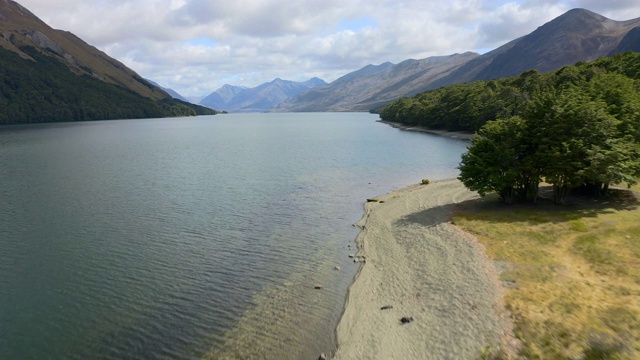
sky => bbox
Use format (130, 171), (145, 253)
(17, 0), (640, 98)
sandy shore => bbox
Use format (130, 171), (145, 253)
(379, 120), (475, 140)
(332, 179), (511, 359)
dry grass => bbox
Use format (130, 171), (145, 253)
(453, 188), (640, 359)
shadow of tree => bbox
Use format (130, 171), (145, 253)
(394, 203), (456, 228)
(452, 187), (639, 225)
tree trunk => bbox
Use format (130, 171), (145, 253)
(500, 187), (515, 204)
(554, 184), (570, 205)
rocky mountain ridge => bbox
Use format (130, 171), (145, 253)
(280, 8), (640, 112)
(276, 52), (479, 112)
(200, 77), (326, 112)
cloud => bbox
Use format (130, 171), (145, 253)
(16, 0), (640, 97)
(567, 0), (640, 19)
(475, 2), (567, 48)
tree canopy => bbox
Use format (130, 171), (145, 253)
(381, 52), (640, 204)
(379, 52), (640, 133)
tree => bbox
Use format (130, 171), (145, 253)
(382, 52), (640, 205)
(459, 116), (539, 204)
(528, 86), (635, 203)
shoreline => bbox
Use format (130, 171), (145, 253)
(378, 120), (475, 140)
(331, 179), (512, 359)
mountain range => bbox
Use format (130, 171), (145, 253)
(200, 77), (326, 112)
(278, 8), (640, 112)
(275, 53), (479, 112)
(2, 1), (640, 122)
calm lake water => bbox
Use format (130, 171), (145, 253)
(0, 113), (469, 359)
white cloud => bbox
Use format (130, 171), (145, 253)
(16, 0), (640, 97)
(475, 2), (567, 47)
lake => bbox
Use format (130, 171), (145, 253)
(0, 112), (469, 359)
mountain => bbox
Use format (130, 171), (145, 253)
(200, 84), (247, 110)
(281, 8), (640, 112)
(428, 9), (640, 89)
(610, 26), (640, 54)
(276, 53), (478, 112)
(201, 77), (326, 112)
(302, 77), (327, 88)
(0, 0), (214, 124)
(424, 38), (522, 90)
(471, 8), (640, 81)
(146, 79), (189, 102)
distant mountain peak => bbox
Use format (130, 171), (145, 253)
(550, 7), (612, 31)
(564, 8), (596, 14)
(200, 77), (326, 112)
(457, 51), (480, 57)
(303, 77), (327, 88)
(562, 8), (604, 18)
(222, 83), (246, 90)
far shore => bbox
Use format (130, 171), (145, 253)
(330, 179), (513, 359)
(378, 120), (475, 140)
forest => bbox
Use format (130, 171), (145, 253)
(379, 52), (640, 204)
(0, 46), (216, 125)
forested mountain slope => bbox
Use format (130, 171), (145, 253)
(0, 0), (214, 124)
(380, 52), (640, 133)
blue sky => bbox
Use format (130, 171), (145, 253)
(185, 37), (219, 47)
(336, 18), (378, 32)
(18, 0), (640, 98)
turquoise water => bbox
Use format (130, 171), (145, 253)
(0, 113), (469, 359)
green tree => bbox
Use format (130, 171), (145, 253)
(529, 87), (633, 203)
(458, 116), (539, 204)
(587, 71), (640, 141)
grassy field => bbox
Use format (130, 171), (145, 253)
(453, 187), (640, 359)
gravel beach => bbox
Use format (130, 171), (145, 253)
(332, 179), (512, 360)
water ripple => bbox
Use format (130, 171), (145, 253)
(0, 114), (469, 359)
